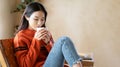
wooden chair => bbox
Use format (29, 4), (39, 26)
(0, 38), (94, 67)
(0, 38), (18, 67)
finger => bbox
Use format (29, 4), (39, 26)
(38, 34), (47, 40)
(37, 32), (48, 39)
(36, 29), (48, 36)
(34, 31), (47, 40)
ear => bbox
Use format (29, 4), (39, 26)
(25, 15), (30, 21)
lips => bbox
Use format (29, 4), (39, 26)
(37, 25), (41, 28)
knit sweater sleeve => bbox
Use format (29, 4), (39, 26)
(14, 34), (44, 67)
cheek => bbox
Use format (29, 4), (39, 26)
(40, 22), (45, 26)
(29, 20), (38, 29)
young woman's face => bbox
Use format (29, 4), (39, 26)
(26, 11), (45, 31)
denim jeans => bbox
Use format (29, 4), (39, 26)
(43, 36), (82, 67)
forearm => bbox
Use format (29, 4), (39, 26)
(15, 38), (43, 67)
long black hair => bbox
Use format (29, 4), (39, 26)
(17, 2), (47, 33)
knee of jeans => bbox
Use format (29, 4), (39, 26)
(59, 36), (71, 42)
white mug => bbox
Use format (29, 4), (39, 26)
(37, 27), (45, 32)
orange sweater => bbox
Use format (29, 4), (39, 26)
(14, 29), (54, 67)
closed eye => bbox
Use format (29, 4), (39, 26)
(34, 18), (38, 21)
(41, 18), (45, 22)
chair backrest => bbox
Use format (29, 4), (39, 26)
(0, 38), (18, 67)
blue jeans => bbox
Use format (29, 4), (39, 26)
(43, 36), (82, 67)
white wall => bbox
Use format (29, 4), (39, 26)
(42, 0), (120, 67)
(0, 0), (16, 39)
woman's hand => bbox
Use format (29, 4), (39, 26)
(34, 28), (50, 44)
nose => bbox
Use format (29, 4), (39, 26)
(37, 22), (41, 28)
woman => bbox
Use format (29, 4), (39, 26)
(14, 2), (82, 67)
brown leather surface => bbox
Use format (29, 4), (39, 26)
(0, 39), (18, 67)
(82, 60), (94, 67)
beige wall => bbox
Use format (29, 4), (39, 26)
(0, 0), (16, 39)
(0, 0), (17, 66)
(1, 0), (120, 67)
(42, 0), (120, 67)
